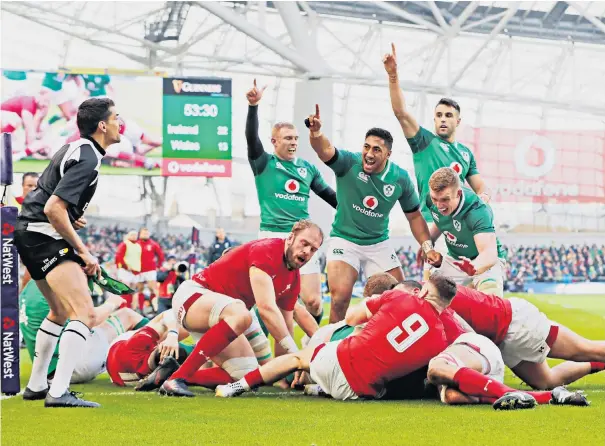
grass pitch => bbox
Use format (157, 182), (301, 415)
(2, 293), (604, 446)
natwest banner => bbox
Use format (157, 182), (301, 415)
(458, 128), (604, 203)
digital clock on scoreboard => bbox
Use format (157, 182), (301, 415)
(162, 77), (232, 177)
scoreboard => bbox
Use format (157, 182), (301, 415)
(162, 77), (232, 177)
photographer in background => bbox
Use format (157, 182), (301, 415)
(156, 255), (188, 313)
(206, 228), (232, 265)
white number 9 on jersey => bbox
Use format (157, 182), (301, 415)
(386, 313), (429, 353)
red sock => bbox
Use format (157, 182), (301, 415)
(453, 367), (517, 398)
(137, 293), (145, 310)
(590, 362), (605, 373)
(121, 294), (133, 309)
(187, 367), (233, 389)
(526, 391), (553, 405)
(243, 368), (264, 389)
(171, 320), (238, 380)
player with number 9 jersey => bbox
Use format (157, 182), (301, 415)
(336, 290), (449, 398)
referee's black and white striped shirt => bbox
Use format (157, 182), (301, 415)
(18, 136), (105, 239)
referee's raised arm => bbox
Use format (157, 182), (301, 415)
(14, 97), (121, 408)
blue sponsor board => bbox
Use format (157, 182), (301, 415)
(1, 206), (20, 395)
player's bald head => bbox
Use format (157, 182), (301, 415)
(363, 272), (398, 297)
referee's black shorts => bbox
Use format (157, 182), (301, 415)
(14, 221), (83, 281)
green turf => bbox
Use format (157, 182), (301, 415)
(2, 294), (604, 446)
(14, 158), (161, 176)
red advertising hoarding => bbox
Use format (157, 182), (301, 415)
(457, 127), (605, 203)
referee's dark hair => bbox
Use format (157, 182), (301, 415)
(77, 97), (115, 137)
(366, 127), (393, 151)
(436, 98), (461, 114)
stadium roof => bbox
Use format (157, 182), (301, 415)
(3, 1), (605, 115)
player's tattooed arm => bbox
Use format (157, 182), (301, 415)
(383, 43), (420, 139)
(345, 302), (373, 327)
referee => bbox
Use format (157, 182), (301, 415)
(14, 98), (120, 408)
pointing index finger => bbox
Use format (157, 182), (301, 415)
(391, 42), (396, 57)
(253, 78), (257, 88)
(315, 103), (320, 118)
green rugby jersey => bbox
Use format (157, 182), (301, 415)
(426, 187), (505, 261)
(251, 154), (329, 233)
(326, 149), (419, 245)
(407, 127), (479, 223)
(41, 72), (68, 92)
(81, 74), (111, 97)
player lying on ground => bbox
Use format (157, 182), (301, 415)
(20, 280), (145, 386)
(216, 275), (457, 400)
(106, 310), (191, 387)
(303, 272), (400, 352)
(424, 167), (506, 296)
(154, 220), (324, 397)
(1, 94), (51, 159)
(450, 285), (605, 390)
(306, 104), (441, 323)
(246, 79), (337, 325)
(427, 333), (589, 409)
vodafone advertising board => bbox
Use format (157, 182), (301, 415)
(457, 128), (604, 203)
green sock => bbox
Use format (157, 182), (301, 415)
(133, 318), (150, 331)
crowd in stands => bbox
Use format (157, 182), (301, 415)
(505, 244), (605, 291)
(82, 225), (605, 289)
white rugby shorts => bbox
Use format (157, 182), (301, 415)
(309, 341), (358, 401)
(258, 230), (321, 275)
(431, 255), (505, 296)
(452, 332), (505, 383)
(499, 298), (555, 368)
(137, 270), (158, 283)
(326, 237), (400, 276)
(172, 280), (241, 330)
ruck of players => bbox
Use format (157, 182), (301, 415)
(11, 43), (602, 412)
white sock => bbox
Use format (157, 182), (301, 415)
(239, 378), (251, 391)
(27, 318), (63, 392)
(48, 320), (91, 398)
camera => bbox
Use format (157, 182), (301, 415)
(175, 261), (189, 275)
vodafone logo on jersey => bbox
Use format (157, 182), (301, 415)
(443, 231), (469, 249)
(450, 162), (462, 175)
(285, 179), (300, 194)
(275, 179), (305, 202)
(353, 196), (384, 218)
(363, 196), (378, 210)
(443, 231), (457, 243)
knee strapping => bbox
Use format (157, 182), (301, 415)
(245, 327), (272, 363)
(222, 357), (258, 380)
